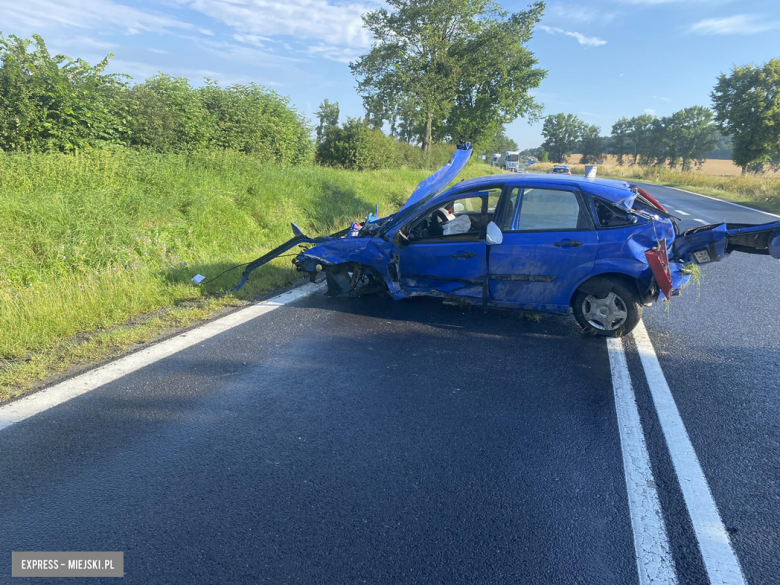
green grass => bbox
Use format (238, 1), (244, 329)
(0, 148), (500, 399)
(532, 162), (780, 215)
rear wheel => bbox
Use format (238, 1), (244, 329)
(573, 279), (642, 337)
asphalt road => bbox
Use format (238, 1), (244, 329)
(1, 184), (778, 584)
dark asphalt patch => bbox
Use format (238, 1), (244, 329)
(0, 294), (636, 584)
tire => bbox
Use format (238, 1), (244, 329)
(572, 279), (642, 337)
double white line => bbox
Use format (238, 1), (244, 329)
(609, 321), (747, 584)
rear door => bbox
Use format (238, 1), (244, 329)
(488, 186), (598, 312)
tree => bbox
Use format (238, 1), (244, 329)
(315, 99), (340, 144)
(480, 125), (517, 158)
(625, 114), (654, 165)
(663, 106), (716, 171)
(438, 7), (545, 147)
(579, 124), (602, 164)
(610, 117), (631, 165)
(643, 117), (670, 167)
(711, 59), (780, 174)
(536, 148), (549, 162)
(541, 113), (584, 163)
(350, 0), (545, 154)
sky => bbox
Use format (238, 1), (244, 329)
(1, 0), (778, 149)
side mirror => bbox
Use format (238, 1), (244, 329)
(486, 221), (503, 246)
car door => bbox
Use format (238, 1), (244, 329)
(488, 186), (598, 312)
(393, 190), (500, 300)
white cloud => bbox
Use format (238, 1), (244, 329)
(0, 0), (194, 35)
(178, 0), (377, 49)
(233, 33), (273, 47)
(565, 31), (607, 46)
(644, 108), (657, 116)
(539, 25), (607, 46)
(192, 37), (303, 67)
(548, 4), (617, 23)
(148, 48), (169, 54)
(654, 96), (672, 102)
(689, 14), (780, 35)
(64, 36), (118, 50)
(306, 43), (363, 64)
(579, 111), (600, 118)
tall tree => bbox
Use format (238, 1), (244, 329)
(480, 125), (518, 158)
(664, 106), (717, 171)
(350, 0), (545, 154)
(626, 114), (655, 165)
(642, 117), (670, 166)
(579, 124), (602, 164)
(711, 59), (780, 174)
(610, 117), (631, 165)
(315, 99), (340, 144)
(541, 113), (583, 163)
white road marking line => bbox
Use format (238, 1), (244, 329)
(674, 209), (690, 216)
(0, 283), (326, 432)
(665, 186), (780, 219)
(607, 337), (678, 585)
(693, 219), (708, 225)
(632, 321), (747, 585)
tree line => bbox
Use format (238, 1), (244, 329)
(538, 58), (780, 174)
(0, 33), (311, 165)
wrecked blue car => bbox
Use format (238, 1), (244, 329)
(237, 145), (780, 337)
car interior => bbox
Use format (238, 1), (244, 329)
(407, 191), (499, 240)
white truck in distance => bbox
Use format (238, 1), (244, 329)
(499, 151), (520, 172)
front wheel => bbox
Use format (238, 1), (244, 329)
(572, 280), (642, 337)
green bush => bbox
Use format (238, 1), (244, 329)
(0, 33), (128, 152)
(317, 119), (460, 171)
(199, 81), (312, 165)
(0, 33), (313, 164)
(316, 118), (395, 170)
(127, 74), (212, 152)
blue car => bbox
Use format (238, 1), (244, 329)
(237, 145), (780, 337)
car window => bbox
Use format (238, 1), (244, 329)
(407, 194), (485, 240)
(500, 187), (522, 231)
(487, 190), (501, 221)
(511, 188), (588, 231)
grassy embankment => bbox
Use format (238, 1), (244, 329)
(1, 149), (501, 400)
(534, 161), (780, 215)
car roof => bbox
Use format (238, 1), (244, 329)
(444, 172), (635, 209)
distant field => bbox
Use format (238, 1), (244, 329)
(532, 161), (780, 216)
(563, 154), (780, 177)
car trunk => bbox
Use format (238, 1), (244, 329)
(673, 220), (780, 264)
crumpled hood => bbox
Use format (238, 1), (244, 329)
(400, 145), (472, 211)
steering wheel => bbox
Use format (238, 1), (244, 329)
(432, 208), (450, 226)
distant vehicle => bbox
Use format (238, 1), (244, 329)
(499, 151), (521, 172)
(490, 153), (501, 167)
(549, 165), (571, 175)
